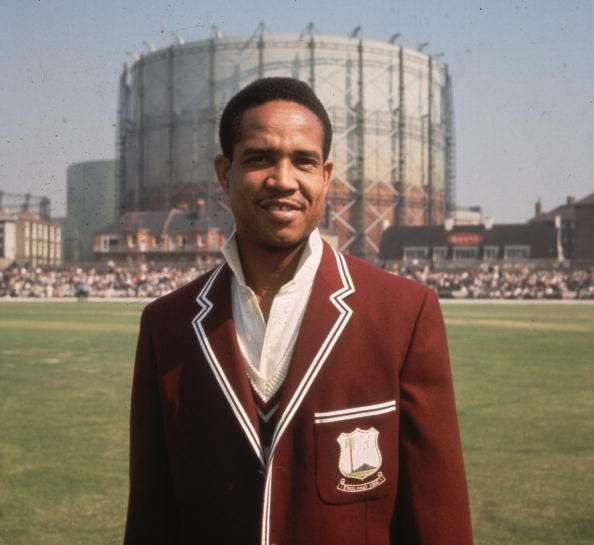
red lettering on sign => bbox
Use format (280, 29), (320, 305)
(447, 233), (484, 246)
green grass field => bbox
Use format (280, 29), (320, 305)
(1, 301), (593, 544)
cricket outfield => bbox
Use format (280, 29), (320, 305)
(1, 301), (593, 544)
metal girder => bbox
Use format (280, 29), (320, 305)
(121, 32), (452, 261)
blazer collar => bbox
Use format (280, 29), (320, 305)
(191, 243), (355, 468)
(221, 228), (323, 290)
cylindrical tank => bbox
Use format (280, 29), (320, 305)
(65, 159), (119, 263)
(119, 33), (454, 258)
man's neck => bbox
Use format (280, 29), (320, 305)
(236, 235), (309, 322)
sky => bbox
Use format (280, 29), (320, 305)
(0, 0), (592, 222)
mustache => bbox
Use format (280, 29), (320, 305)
(256, 196), (306, 210)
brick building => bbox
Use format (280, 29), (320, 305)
(94, 207), (229, 267)
(380, 192), (594, 268)
(0, 209), (62, 269)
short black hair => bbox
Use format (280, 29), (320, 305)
(219, 77), (332, 161)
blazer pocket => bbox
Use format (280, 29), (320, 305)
(313, 400), (397, 505)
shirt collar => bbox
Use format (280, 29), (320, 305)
(221, 229), (323, 290)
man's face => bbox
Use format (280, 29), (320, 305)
(215, 100), (333, 251)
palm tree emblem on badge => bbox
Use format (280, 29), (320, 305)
(336, 427), (385, 492)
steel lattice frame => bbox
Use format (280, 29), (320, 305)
(117, 30), (454, 260)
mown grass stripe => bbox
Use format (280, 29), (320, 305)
(0, 319), (138, 333)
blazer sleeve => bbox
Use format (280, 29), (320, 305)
(390, 288), (473, 544)
(124, 307), (179, 544)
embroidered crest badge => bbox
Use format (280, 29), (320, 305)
(336, 427), (386, 493)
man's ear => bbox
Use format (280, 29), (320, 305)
(322, 159), (334, 192)
(214, 154), (232, 193)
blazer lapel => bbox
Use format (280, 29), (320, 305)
(269, 244), (355, 460)
(191, 264), (265, 467)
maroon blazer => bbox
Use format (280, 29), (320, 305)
(124, 243), (473, 545)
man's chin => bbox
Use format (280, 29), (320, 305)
(262, 234), (309, 253)
(246, 227), (312, 253)
(236, 223), (316, 254)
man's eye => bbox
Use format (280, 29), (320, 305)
(296, 158), (317, 168)
(246, 155), (269, 165)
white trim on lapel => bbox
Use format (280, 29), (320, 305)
(191, 263), (266, 468)
(260, 249), (355, 545)
(267, 249), (355, 458)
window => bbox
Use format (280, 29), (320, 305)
(453, 246), (478, 260)
(483, 245), (499, 260)
(432, 246), (448, 261)
(403, 246), (429, 261)
(504, 245), (530, 260)
(100, 236), (110, 252)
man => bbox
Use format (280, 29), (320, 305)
(124, 77), (473, 545)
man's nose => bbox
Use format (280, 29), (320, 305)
(265, 160), (298, 191)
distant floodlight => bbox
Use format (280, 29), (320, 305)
(143, 41), (156, 52)
(350, 26), (362, 39)
(126, 51), (141, 62)
(388, 33), (401, 44)
(211, 25), (224, 39)
(417, 42), (429, 52)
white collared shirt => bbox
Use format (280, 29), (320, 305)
(221, 230), (323, 403)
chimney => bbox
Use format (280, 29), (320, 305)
(39, 197), (51, 220)
(196, 199), (206, 220)
(566, 196), (575, 206)
(22, 193), (31, 213)
(535, 198), (542, 218)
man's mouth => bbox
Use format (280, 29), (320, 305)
(258, 199), (303, 222)
(266, 203), (299, 211)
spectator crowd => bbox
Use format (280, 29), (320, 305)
(389, 264), (594, 300)
(1, 262), (593, 300)
(0, 262), (215, 299)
